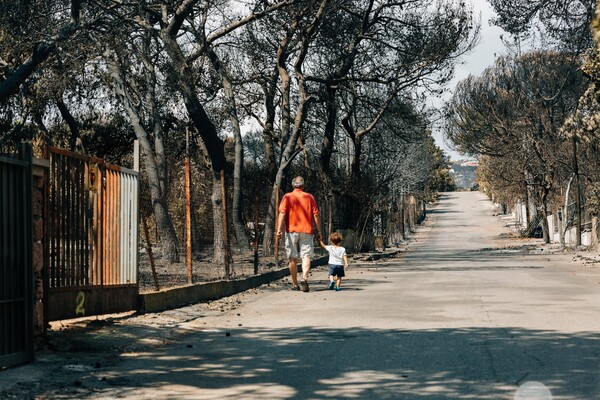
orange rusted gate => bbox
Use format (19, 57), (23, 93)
(46, 147), (138, 321)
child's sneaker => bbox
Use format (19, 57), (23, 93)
(328, 281), (335, 290)
(335, 286), (341, 291)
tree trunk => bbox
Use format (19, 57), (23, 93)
(319, 85), (336, 177)
(410, 196), (416, 231)
(232, 160), (249, 251)
(191, 202), (202, 253)
(262, 33), (293, 256)
(560, 175), (574, 247)
(541, 189), (550, 244)
(262, 90), (312, 255)
(277, 41), (292, 152)
(136, 30), (169, 199)
(208, 47), (250, 250)
(211, 170), (226, 264)
(592, 216), (599, 250)
(249, 72), (280, 255)
(262, 1), (328, 254)
(262, 68), (279, 180)
(183, 94), (229, 264)
(0, 0), (81, 102)
(32, 113), (53, 146)
(148, 104), (167, 201)
(230, 103), (250, 250)
(573, 137), (582, 246)
(106, 52), (179, 262)
(400, 199), (406, 240)
(263, 172), (283, 256)
(138, 144), (178, 262)
(161, 32), (229, 264)
(56, 97), (84, 152)
(318, 85), (336, 227)
(524, 181), (531, 227)
(351, 135), (363, 179)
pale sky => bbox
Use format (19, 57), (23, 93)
(433, 0), (508, 161)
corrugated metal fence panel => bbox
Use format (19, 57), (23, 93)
(48, 150), (93, 288)
(129, 173), (139, 284)
(103, 168), (119, 285)
(103, 166), (138, 285)
(0, 144), (33, 368)
(48, 148), (138, 289)
(46, 147), (138, 321)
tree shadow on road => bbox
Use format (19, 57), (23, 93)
(7, 320), (600, 400)
(427, 209), (460, 214)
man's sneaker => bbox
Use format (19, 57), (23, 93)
(291, 284), (300, 291)
(300, 280), (310, 292)
(328, 281), (335, 290)
(335, 286), (341, 291)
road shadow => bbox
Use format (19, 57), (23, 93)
(427, 209), (460, 214)
(9, 323), (600, 399)
(435, 193), (458, 201)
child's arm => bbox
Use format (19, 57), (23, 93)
(343, 254), (349, 269)
(319, 240), (327, 249)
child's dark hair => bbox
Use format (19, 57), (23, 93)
(330, 232), (343, 245)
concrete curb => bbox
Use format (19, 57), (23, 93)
(138, 248), (405, 314)
(139, 256), (329, 313)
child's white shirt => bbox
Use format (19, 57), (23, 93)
(325, 245), (346, 265)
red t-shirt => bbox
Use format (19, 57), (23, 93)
(279, 189), (319, 234)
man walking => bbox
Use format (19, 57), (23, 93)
(277, 176), (322, 292)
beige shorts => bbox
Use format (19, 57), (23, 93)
(285, 232), (314, 259)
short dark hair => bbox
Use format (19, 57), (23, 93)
(330, 232), (343, 245)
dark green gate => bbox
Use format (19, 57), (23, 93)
(0, 143), (33, 369)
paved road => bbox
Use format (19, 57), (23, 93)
(4, 191), (600, 399)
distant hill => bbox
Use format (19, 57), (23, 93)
(449, 161), (478, 190)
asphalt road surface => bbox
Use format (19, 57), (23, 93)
(3, 191), (600, 399)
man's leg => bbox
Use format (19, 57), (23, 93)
(289, 258), (299, 286)
(299, 256), (311, 292)
(297, 233), (313, 292)
(301, 256), (311, 282)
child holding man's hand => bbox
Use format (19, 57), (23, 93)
(319, 232), (349, 291)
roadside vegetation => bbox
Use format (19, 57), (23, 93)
(445, 0), (600, 247)
(0, 0), (473, 274)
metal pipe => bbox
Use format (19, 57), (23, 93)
(185, 130), (192, 284)
(274, 184), (279, 263)
(220, 169), (231, 278)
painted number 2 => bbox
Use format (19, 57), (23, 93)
(76, 291), (86, 316)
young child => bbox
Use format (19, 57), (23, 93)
(319, 232), (349, 291)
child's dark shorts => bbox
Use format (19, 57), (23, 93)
(328, 264), (345, 277)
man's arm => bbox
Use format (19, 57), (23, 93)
(313, 213), (322, 241)
(276, 211), (286, 238)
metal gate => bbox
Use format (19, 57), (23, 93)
(0, 143), (33, 368)
(46, 147), (138, 321)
